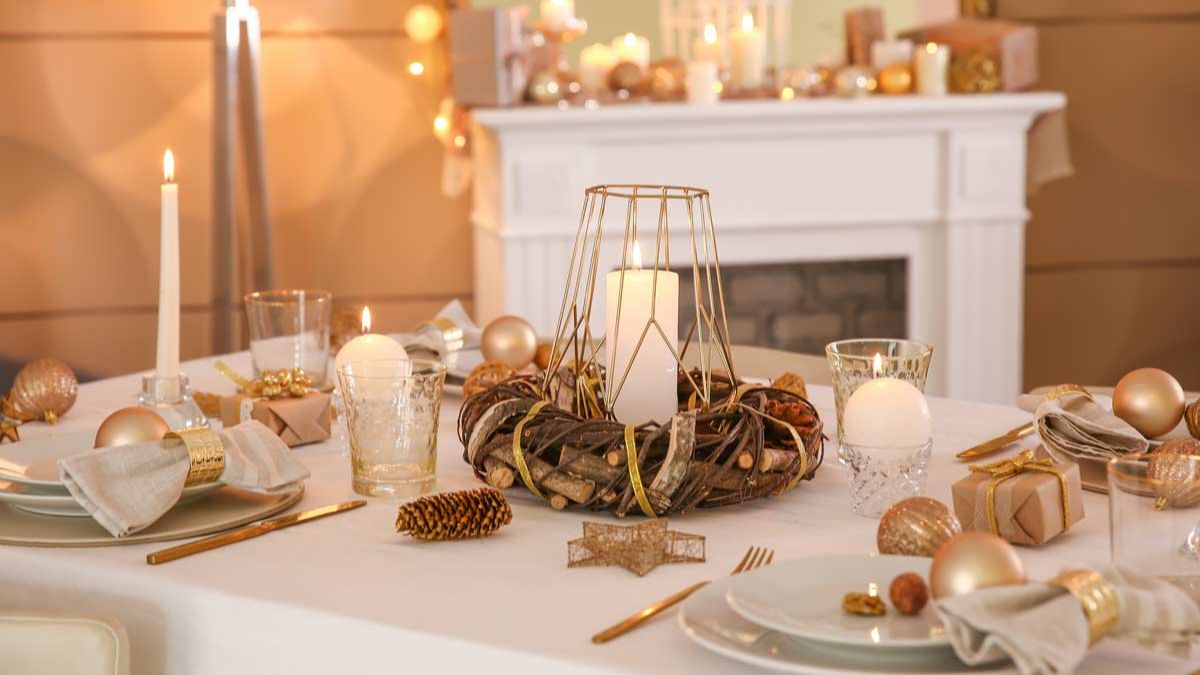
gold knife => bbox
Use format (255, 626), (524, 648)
(956, 422), (1036, 460)
(146, 500), (367, 565)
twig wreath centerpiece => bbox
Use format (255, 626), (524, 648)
(460, 185), (824, 517)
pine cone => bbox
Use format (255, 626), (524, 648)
(395, 487), (513, 541)
(763, 399), (818, 444)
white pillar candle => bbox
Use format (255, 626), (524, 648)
(729, 13), (766, 89)
(871, 38), (914, 70)
(335, 307), (410, 383)
(539, 0), (574, 31)
(604, 241), (679, 424)
(685, 60), (720, 105)
(842, 356), (932, 451)
(579, 43), (616, 93)
(155, 149), (180, 381)
(914, 42), (950, 95)
(691, 22), (721, 64)
(611, 32), (650, 69)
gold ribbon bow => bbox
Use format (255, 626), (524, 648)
(215, 361), (312, 400)
(968, 449), (1072, 537)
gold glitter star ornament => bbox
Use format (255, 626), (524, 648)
(567, 520), (705, 577)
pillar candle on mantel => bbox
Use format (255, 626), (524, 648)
(611, 32), (650, 69)
(692, 22), (721, 64)
(579, 43), (616, 93)
(729, 13), (765, 90)
(539, 0), (574, 31)
(871, 39), (914, 70)
(604, 241), (679, 425)
(156, 149), (180, 381)
(842, 355), (932, 455)
(914, 42), (950, 95)
(685, 60), (720, 104)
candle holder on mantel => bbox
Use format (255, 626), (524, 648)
(138, 373), (206, 430)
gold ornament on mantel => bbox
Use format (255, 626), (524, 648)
(527, 69), (564, 105)
(480, 315), (538, 370)
(877, 496), (962, 557)
(1147, 438), (1200, 510)
(950, 51), (1001, 93)
(877, 64), (914, 95)
(568, 519), (705, 577)
(608, 61), (645, 94)
(93, 406), (170, 449)
(3, 358), (78, 424)
(833, 66), (876, 97)
(929, 531), (1025, 599)
(1112, 367), (1185, 439)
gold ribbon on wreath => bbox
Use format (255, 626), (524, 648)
(624, 424), (657, 518)
(511, 400), (550, 500)
(968, 449), (1072, 536)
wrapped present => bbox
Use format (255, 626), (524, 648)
(448, 7), (530, 107)
(899, 18), (1037, 92)
(219, 392), (331, 447)
(951, 449), (1084, 546)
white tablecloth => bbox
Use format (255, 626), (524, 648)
(1, 353), (1195, 674)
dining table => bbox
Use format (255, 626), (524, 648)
(0, 349), (1196, 675)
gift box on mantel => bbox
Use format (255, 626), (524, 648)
(951, 449), (1084, 546)
(448, 7), (530, 107)
(899, 18), (1037, 92)
(219, 392), (331, 448)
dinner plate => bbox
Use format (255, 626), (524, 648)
(680, 576), (1013, 675)
(726, 555), (948, 650)
(0, 431), (101, 490)
(0, 480), (222, 517)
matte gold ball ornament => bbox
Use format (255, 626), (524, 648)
(1147, 438), (1200, 509)
(527, 69), (564, 104)
(648, 58), (686, 100)
(93, 407), (170, 449)
(3, 358), (78, 424)
(1187, 400), (1200, 439)
(877, 497), (963, 557)
(1113, 367), (1185, 438)
(608, 61), (645, 94)
(833, 66), (876, 98)
(929, 532), (1025, 599)
(481, 315), (539, 370)
(534, 342), (555, 371)
(878, 64), (914, 94)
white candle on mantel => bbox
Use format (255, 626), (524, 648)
(539, 0), (574, 31)
(611, 32), (650, 69)
(914, 42), (950, 95)
(692, 22), (721, 64)
(335, 307), (409, 381)
(155, 149), (180, 381)
(604, 241), (679, 424)
(871, 39), (914, 70)
(685, 60), (720, 105)
(730, 13), (766, 90)
(579, 43), (616, 93)
(842, 355), (932, 452)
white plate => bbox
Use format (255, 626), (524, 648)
(726, 555), (948, 649)
(0, 431), (97, 490)
(680, 576), (1014, 675)
(0, 480), (222, 517)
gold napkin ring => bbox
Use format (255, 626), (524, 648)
(1044, 384), (1093, 402)
(418, 317), (465, 353)
(1048, 569), (1119, 646)
(165, 428), (225, 487)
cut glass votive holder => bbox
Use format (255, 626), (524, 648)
(826, 338), (933, 445)
(337, 359), (446, 499)
(138, 373), (206, 430)
(840, 439), (933, 518)
(244, 289), (333, 389)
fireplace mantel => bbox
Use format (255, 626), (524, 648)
(469, 93), (1065, 403)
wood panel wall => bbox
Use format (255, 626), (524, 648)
(0, 1), (472, 381)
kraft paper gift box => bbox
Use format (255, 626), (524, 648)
(448, 7), (530, 107)
(951, 452), (1084, 546)
(899, 18), (1038, 92)
(219, 392), (331, 447)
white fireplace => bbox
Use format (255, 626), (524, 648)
(469, 93), (1065, 404)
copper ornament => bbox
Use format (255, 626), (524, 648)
(877, 64), (913, 95)
(527, 69), (564, 105)
(1147, 438), (1200, 509)
(1113, 367), (1186, 438)
(533, 342), (554, 371)
(481, 315), (538, 370)
(877, 497), (962, 557)
(648, 58), (686, 100)
(833, 66), (876, 98)
(1185, 400), (1200, 440)
(929, 532), (1025, 599)
(4, 358), (78, 424)
(94, 407), (170, 449)
(608, 61), (645, 94)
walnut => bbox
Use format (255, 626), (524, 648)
(842, 592), (886, 616)
(889, 573), (929, 616)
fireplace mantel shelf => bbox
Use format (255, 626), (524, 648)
(470, 93), (1066, 403)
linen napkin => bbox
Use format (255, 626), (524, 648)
(1034, 393), (1148, 461)
(391, 299), (481, 359)
(935, 566), (1200, 675)
(59, 421), (309, 538)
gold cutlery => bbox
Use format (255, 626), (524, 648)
(146, 499), (367, 565)
(956, 421), (1036, 461)
(591, 545), (774, 644)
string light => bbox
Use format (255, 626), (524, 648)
(408, 61), (425, 76)
(453, 135), (466, 148)
(433, 115), (450, 136)
(780, 86), (795, 101)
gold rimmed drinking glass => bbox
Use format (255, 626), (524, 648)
(244, 289), (333, 388)
(826, 339), (933, 444)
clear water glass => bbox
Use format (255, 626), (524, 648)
(1109, 454), (1200, 600)
(840, 440), (933, 517)
(338, 359), (446, 499)
(826, 339), (933, 444)
(244, 289), (333, 388)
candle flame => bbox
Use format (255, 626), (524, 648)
(163, 149), (175, 183)
(623, 32), (637, 46)
(703, 22), (717, 44)
(741, 13), (754, 32)
(926, 42), (939, 54)
(872, 353), (883, 378)
(408, 61), (425, 76)
(235, 0), (248, 8)
(870, 627), (881, 644)
(361, 307), (372, 334)
(780, 86), (795, 101)
(433, 115), (449, 136)
(632, 240), (643, 271)
(868, 582), (878, 597)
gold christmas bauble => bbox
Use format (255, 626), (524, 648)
(929, 532), (1025, 599)
(403, 3), (443, 44)
(608, 61), (645, 94)
(877, 497), (962, 557)
(1113, 367), (1185, 438)
(4, 358), (78, 424)
(481, 316), (539, 370)
(648, 58), (686, 100)
(527, 70), (564, 105)
(1187, 400), (1200, 439)
(1147, 438), (1200, 508)
(93, 407), (170, 449)
(534, 342), (554, 371)
(878, 64), (914, 95)
(833, 66), (876, 98)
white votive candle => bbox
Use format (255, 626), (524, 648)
(611, 32), (650, 69)
(692, 22), (721, 64)
(604, 242), (679, 424)
(579, 43), (616, 93)
(914, 42), (950, 95)
(842, 377), (932, 450)
(729, 13), (765, 89)
(685, 60), (720, 104)
(539, 0), (574, 31)
(871, 39), (914, 70)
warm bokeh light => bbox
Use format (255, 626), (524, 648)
(741, 13), (754, 32)
(623, 32), (637, 47)
(433, 115), (449, 137)
(163, 149), (175, 183)
(403, 3), (443, 44)
(408, 61), (425, 76)
(361, 306), (372, 334)
(780, 86), (795, 101)
(703, 23), (717, 44)
(713, 81), (723, 94)
(632, 240), (643, 270)
(453, 135), (466, 148)
(926, 42), (938, 54)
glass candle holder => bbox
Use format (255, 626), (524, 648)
(338, 359), (446, 499)
(840, 439), (932, 518)
(1109, 454), (1200, 600)
(826, 339), (933, 444)
(244, 289), (333, 389)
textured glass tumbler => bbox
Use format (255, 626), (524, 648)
(840, 440), (933, 517)
(245, 289), (333, 388)
(338, 359), (446, 499)
(1110, 454), (1200, 600)
(826, 339), (933, 444)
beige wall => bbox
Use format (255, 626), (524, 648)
(0, 1), (471, 380)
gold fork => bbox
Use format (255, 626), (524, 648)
(591, 545), (775, 644)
